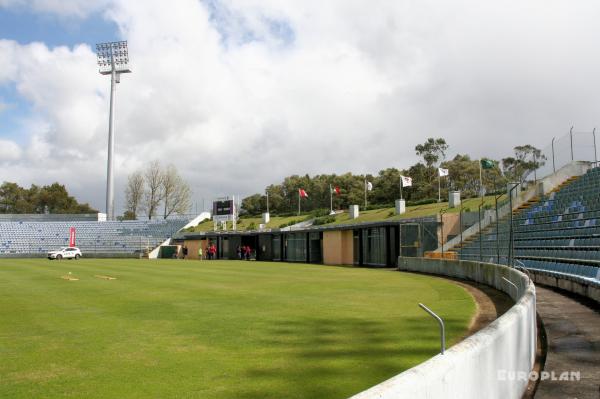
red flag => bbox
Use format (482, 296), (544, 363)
(334, 186), (341, 195)
(69, 227), (76, 247)
(299, 188), (308, 198)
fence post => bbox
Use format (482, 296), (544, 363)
(533, 152), (537, 183)
(419, 303), (445, 355)
(478, 200), (484, 262)
(570, 126), (574, 161)
(551, 136), (556, 173)
(593, 128), (597, 164)
(495, 194), (502, 264)
(440, 209), (446, 258)
(507, 183), (519, 267)
(459, 205), (463, 250)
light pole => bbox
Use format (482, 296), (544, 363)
(96, 41), (131, 220)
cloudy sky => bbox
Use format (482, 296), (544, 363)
(1, 0), (600, 214)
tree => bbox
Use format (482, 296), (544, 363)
(125, 171), (145, 219)
(241, 194), (264, 215)
(415, 138), (449, 168)
(502, 145), (546, 182)
(144, 160), (164, 220)
(0, 182), (96, 214)
(162, 164), (192, 219)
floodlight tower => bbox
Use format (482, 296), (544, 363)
(96, 41), (131, 220)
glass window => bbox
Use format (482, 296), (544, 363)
(273, 235), (281, 260)
(362, 227), (386, 265)
(286, 233), (307, 262)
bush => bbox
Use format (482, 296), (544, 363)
(278, 220), (299, 228)
(304, 208), (328, 217)
(312, 215), (337, 226)
(407, 198), (437, 206)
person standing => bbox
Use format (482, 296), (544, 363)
(198, 246), (203, 261)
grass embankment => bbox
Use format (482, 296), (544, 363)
(190, 195), (504, 231)
(191, 214), (303, 232)
(326, 195), (504, 226)
(0, 259), (475, 399)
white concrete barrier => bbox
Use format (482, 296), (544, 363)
(350, 258), (537, 399)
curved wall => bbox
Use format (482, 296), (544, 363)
(528, 269), (600, 303)
(350, 258), (537, 399)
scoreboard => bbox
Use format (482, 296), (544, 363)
(213, 200), (234, 216)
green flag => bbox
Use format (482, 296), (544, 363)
(480, 159), (495, 169)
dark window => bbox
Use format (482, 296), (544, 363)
(362, 227), (386, 266)
(273, 235), (281, 261)
(286, 233), (307, 262)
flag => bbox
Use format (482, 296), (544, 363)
(299, 188), (308, 198)
(400, 175), (412, 187)
(69, 227), (76, 247)
(480, 159), (495, 169)
(331, 186), (341, 195)
(438, 168), (449, 177)
(366, 181), (373, 191)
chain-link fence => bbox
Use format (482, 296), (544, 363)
(533, 129), (598, 182)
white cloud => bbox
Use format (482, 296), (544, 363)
(2, 0), (600, 213)
(0, 139), (22, 162)
(0, 0), (108, 18)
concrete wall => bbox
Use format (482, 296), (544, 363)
(528, 269), (600, 304)
(441, 213), (460, 240)
(183, 239), (207, 260)
(350, 258), (537, 399)
(323, 230), (354, 265)
(536, 160), (591, 196)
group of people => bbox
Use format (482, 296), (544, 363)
(204, 243), (217, 260)
(179, 243), (251, 260)
(237, 245), (253, 260)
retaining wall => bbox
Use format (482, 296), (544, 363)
(350, 258), (537, 399)
(528, 269), (600, 304)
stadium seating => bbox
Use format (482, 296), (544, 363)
(458, 167), (600, 281)
(0, 217), (189, 255)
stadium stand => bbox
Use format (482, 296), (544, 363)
(458, 166), (600, 282)
(0, 216), (189, 256)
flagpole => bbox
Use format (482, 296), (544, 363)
(298, 189), (301, 216)
(479, 158), (483, 198)
(438, 173), (441, 203)
(400, 178), (403, 200)
(266, 190), (269, 214)
(329, 184), (333, 214)
(364, 179), (367, 209)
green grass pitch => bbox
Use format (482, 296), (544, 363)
(0, 259), (475, 399)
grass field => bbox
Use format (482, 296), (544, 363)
(0, 259), (476, 399)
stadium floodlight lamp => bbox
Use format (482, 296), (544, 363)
(96, 41), (131, 75)
(96, 40), (132, 221)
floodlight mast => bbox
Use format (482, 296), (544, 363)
(96, 41), (131, 221)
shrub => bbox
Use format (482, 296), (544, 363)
(278, 220), (299, 228)
(312, 215), (337, 226)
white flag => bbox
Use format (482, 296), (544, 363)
(366, 181), (373, 191)
(400, 175), (412, 187)
(438, 168), (449, 177)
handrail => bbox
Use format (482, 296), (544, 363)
(418, 303), (445, 355)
